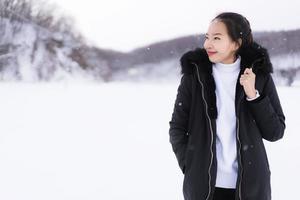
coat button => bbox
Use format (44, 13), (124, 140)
(243, 145), (248, 151)
(178, 102), (182, 106)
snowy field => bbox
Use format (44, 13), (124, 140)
(0, 81), (299, 200)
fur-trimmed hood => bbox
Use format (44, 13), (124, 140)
(180, 42), (273, 75)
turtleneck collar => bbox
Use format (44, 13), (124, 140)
(213, 56), (241, 73)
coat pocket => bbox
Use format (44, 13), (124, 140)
(184, 144), (195, 173)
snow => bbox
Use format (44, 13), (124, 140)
(0, 82), (299, 199)
(111, 59), (181, 83)
(1, 17), (299, 84)
(0, 18), (90, 82)
(271, 53), (300, 70)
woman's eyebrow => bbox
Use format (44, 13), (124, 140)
(205, 33), (223, 36)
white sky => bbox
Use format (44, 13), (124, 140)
(47, 0), (300, 52)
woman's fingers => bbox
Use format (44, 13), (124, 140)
(244, 68), (253, 75)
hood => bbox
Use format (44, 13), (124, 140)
(180, 42), (273, 75)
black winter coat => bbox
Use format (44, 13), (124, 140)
(169, 42), (286, 200)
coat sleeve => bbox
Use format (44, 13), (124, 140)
(169, 74), (192, 174)
(247, 74), (286, 141)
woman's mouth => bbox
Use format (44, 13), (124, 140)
(207, 51), (217, 56)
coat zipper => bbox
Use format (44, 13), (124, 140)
(236, 118), (243, 200)
(192, 62), (214, 200)
(236, 70), (246, 200)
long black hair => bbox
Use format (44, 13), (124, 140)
(213, 12), (272, 73)
(213, 12), (253, 56)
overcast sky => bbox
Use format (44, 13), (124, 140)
(48, 0), (300, 52)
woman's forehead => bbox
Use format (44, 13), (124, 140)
(206, 20), (227, 36)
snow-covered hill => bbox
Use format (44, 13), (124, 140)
(1, 1), (299, 84)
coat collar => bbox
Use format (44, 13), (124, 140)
(180, 42), (273, 75)
(179, 42), (273, 119)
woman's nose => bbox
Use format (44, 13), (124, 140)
(203, 39), (212, 49)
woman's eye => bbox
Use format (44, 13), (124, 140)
(214, 37), (220, 40)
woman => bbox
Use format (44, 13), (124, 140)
(168, 12), (285, 200)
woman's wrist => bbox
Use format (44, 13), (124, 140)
(246, 90), (260, 101)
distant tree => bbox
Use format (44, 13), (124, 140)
(0, 0), (90, 81)
(279, 67), (300, 86)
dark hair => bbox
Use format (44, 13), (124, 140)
(213, 12), (253, 55)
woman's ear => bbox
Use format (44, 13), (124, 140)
(237, 38), (242, 48)
(233, 38), (242, 51)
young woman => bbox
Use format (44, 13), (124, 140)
(169, 12), (285, 200)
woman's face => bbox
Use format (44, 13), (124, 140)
(203, 20), (240, 64)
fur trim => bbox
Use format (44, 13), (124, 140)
(180, 42), (273, 75)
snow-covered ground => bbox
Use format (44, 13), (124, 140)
(0, 81), (298, 199)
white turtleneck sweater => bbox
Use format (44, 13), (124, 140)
(212, 56), (241, 188)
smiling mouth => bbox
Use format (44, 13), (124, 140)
(207, 51), (217, 56)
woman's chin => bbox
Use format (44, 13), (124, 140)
(208, 57), (218, 63)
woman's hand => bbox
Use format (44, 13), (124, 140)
(239, 68), (257, 99)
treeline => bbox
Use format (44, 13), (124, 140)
(0, 0), (299, 85)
